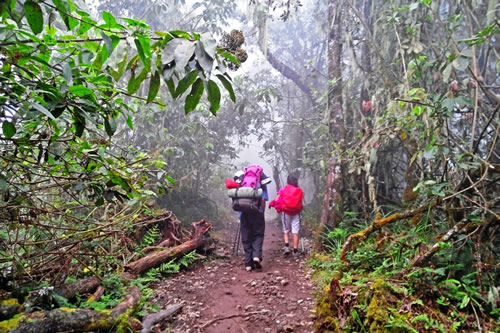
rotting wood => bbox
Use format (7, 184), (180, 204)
(199, 310), (270, 330)
(125, 238), (206, 275)
(340, 202), (435, 266)
(141, 303), (183, 333)
(125, 219), (211, 275)
(1, 286), (141, 333)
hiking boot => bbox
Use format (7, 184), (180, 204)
(283, 246), (291, 256)
(253, 257), (262, 269)
(245, 266), (252, 272)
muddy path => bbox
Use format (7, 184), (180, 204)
(148, 218), (317, 332)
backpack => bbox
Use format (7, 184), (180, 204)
(240, 165), (263, 189)
(280, 184), (303, 215)
(231, 165), (263, 213)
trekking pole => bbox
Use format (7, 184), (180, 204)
(232, 221), (241, 256)
(231, 224), (238, 255)
(300, 212), (305, 254)
(235, 224), (241, 256)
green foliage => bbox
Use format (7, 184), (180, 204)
(0, 0), (236, 289)
(137, 225), (161, 251)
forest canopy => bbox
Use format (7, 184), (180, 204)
(0, 0), (499, 332)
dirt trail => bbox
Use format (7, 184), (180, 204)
(149, 219), (317, 332)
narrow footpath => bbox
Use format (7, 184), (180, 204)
(148, 219), (317, 332)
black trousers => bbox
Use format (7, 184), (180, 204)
(240, 211), (265, 267)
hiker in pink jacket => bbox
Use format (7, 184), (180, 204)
(269, 174), (304, 256)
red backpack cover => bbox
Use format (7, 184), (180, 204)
(280, 184), (303, 215)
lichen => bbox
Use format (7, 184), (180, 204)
(0, 299), (19, 306)
(59, 307), (77, 313)
(0, 314), (24, 332)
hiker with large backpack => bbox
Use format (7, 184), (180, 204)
(269, 173), (304, 256)
(227, 165), (271, 271)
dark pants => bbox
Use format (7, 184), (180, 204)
(240, 212), (265, 267)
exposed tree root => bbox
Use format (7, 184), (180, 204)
(141, 303), (183, 333)
(340, 202), (435, 266)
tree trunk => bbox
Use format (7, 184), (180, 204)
(315, 0), (345, 250)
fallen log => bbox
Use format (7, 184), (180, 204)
(125, 237), (206, 275)
(54, 276), (100, 299)
(141, 303), (183, 333)
(0, 287), (141, 333)
(126, 219), (211, 275)
(340, 202), (435, 266)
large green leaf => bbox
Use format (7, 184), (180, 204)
(2, 121), (16, 138)
(174, 70), (198, 98)
(134, 38), (147, 66)
(127, 64), (149, 94)
(52, 0), (78, 31)
(147, 71), (160, 103)
(104, 114), (116, 136)
(184, 78), (204, 114)
(138, 36), (151, 58)
(101, 11), (125, 30)
(207, 80), (221, 115)
(69, 85), (93, 97)
(24, 1), (44, 35)
(216, 74), (235, 102)
(166, 78), (176, 98)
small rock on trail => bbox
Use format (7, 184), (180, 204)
(147, 219), (316, 333)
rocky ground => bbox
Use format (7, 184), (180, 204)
(147, 219), (317, 332)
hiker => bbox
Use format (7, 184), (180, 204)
(228, 165), (270, 271)
(269, 174), (304, 256)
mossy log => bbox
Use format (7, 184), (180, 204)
(0, 287), (140, 333)
(340, 202), (435, 266)
(0, 300), (21, 321)
(125, 219), (211, 275)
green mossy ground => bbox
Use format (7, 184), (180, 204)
(310, 252), (499, 333)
